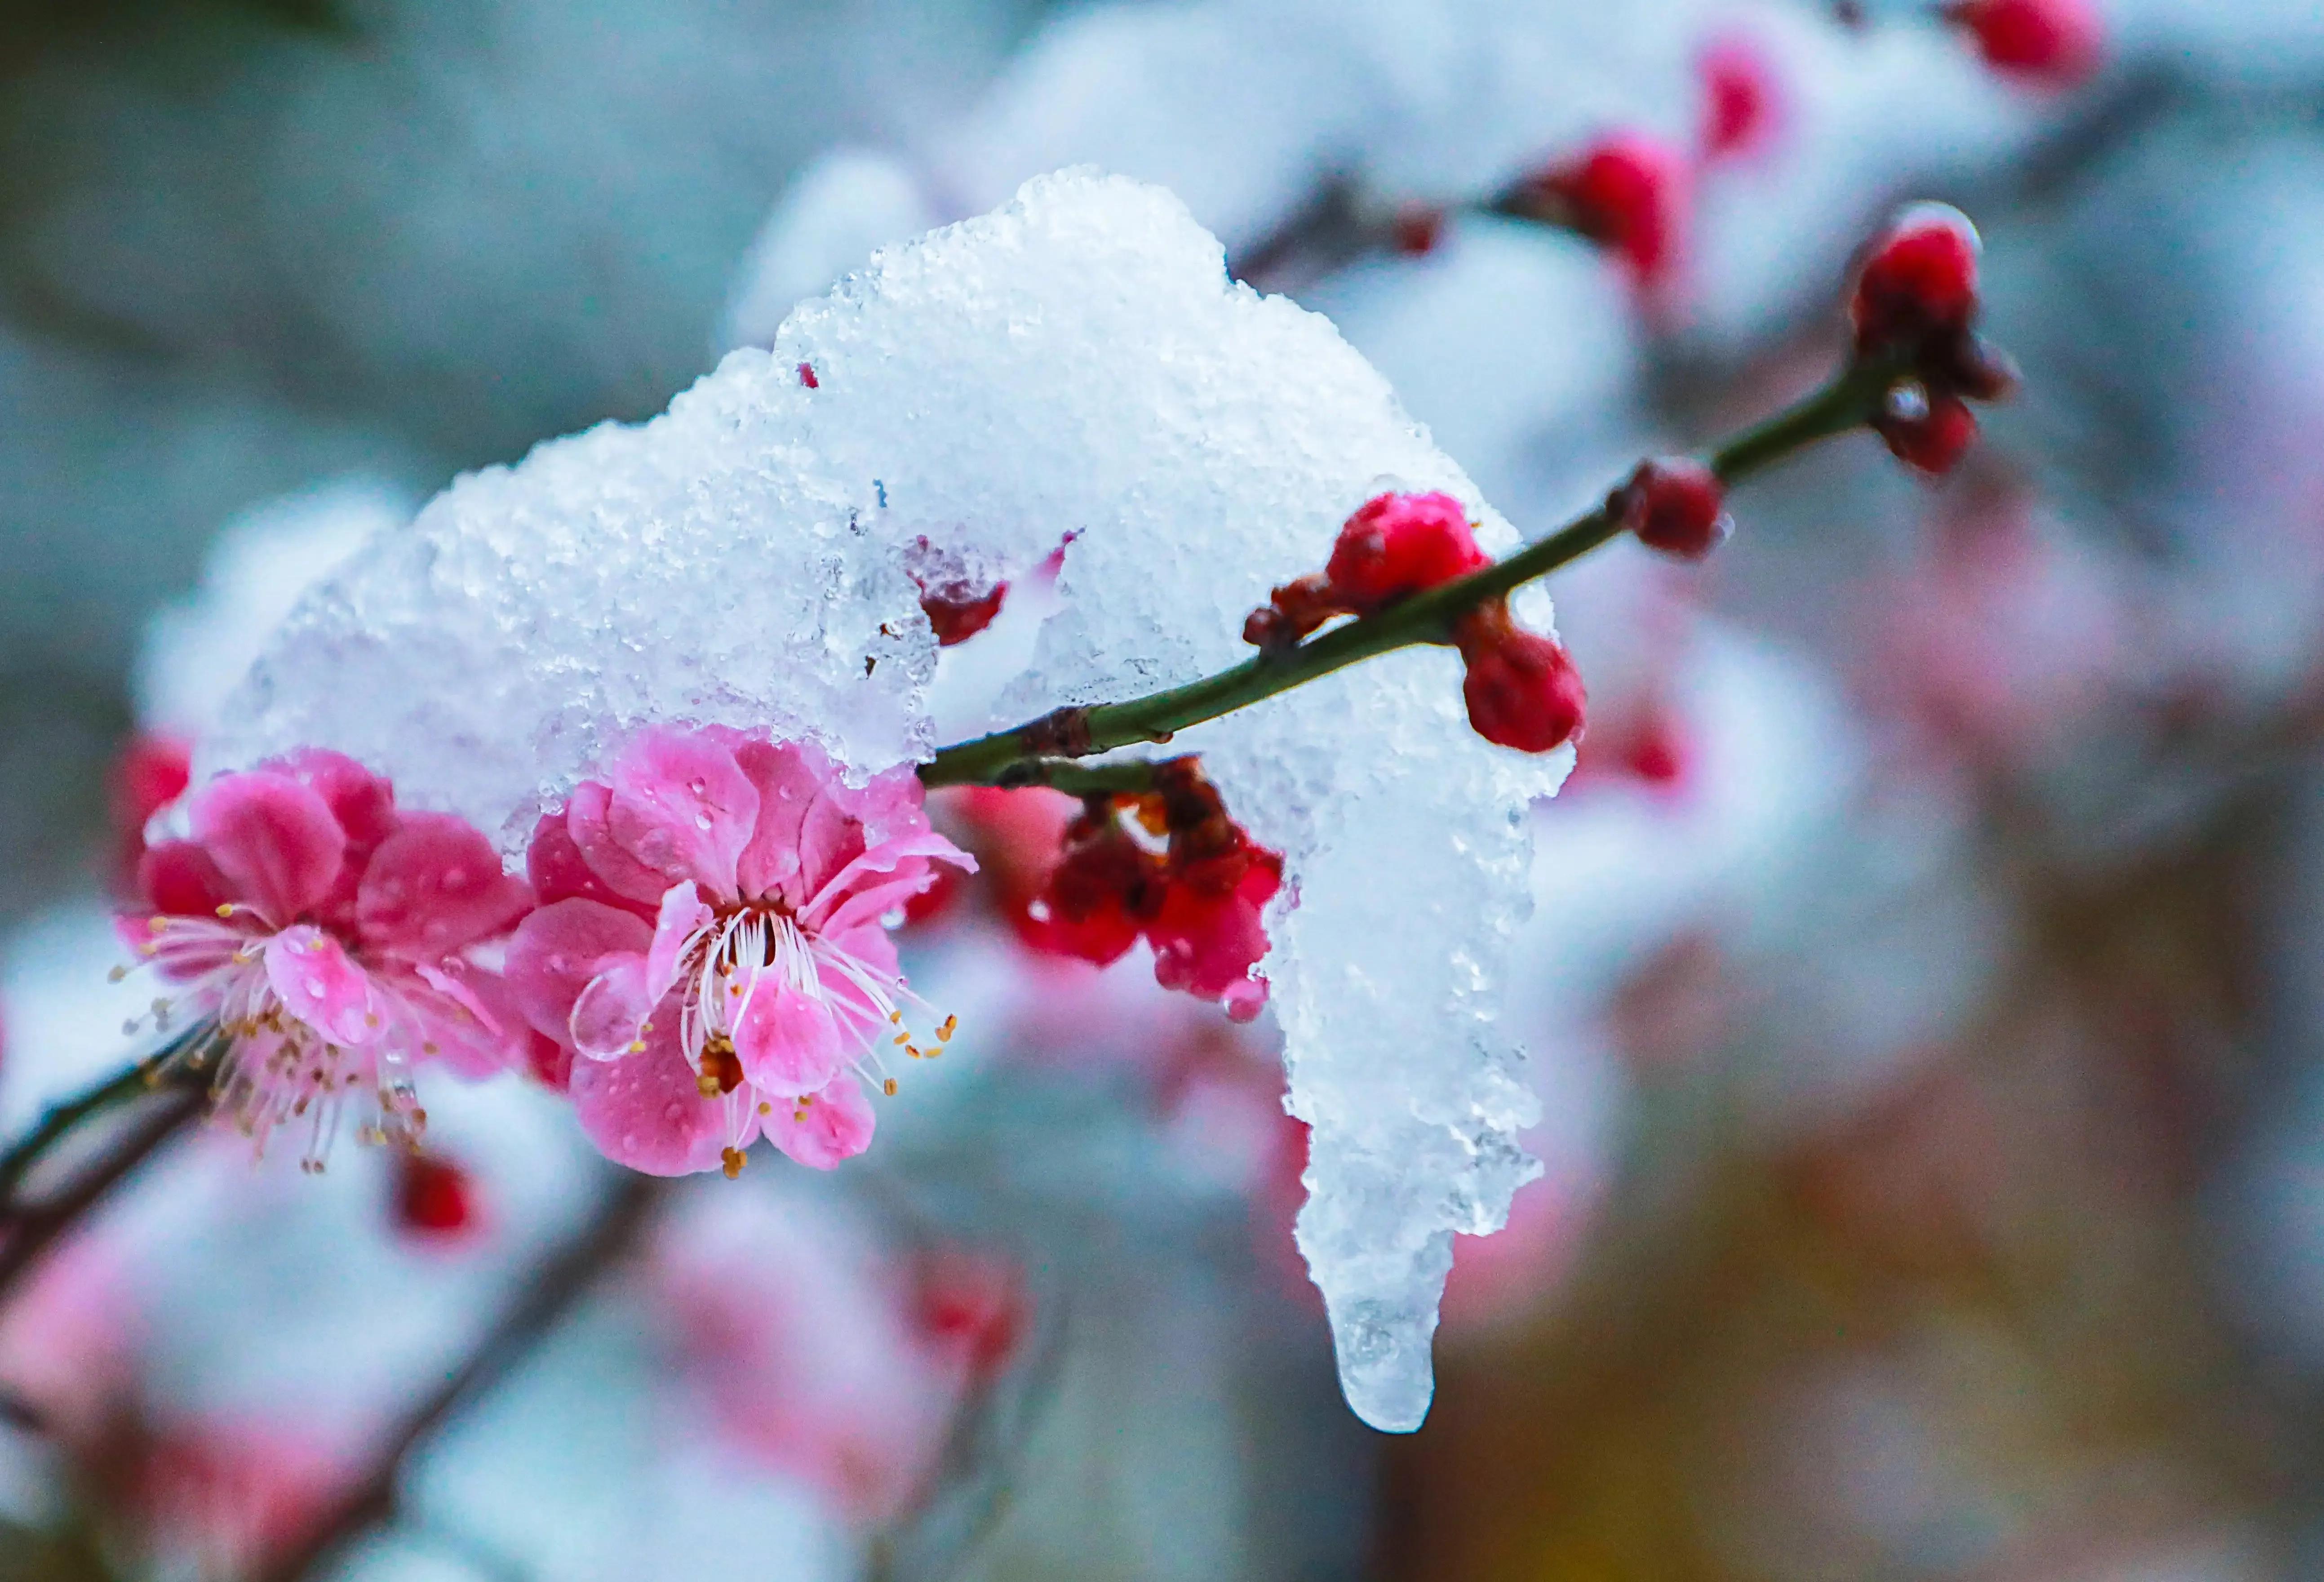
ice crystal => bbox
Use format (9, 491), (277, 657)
(209, 169), (1561, 1430)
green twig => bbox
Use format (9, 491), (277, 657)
(919, 360), (1889, 792)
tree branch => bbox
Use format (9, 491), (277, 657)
(0, 1085), (203, 1302)
(920, 358), (1887, 791)
(255, 1171), (664, 1582)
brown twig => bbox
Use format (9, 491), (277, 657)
(0, 1085), (203, 1302)
(255, 1171), (664, 1582)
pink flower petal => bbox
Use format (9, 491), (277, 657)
(571, 959), (660, 1062)
(568, 1018), (749, 1176)
(567, 781), (682, 907)
(761, 1075), (876, 1170)
(646, 882), (714, 1004)
(356, 813), (532, 960)
(733, 736), (828, 901)
(731, 978), (849, 1095)
(796, 789), (870, 911)
(803, 831), (976, 937)
(189, 772), (348, 925)
(262, 926), (379, 1046)
(271, 748), (397, 856)
(136, 840), (233, 920)
(605, 729), (760, 896)
(407, 960), (526, 1078)
(505, 899), (654, 1044)
(526, 809), (653, 916)
(824, 920), (898, 984)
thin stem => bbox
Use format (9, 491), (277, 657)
(920, 360), (1890, 791)
(0, 1035), (198, 1207)
(256, 1171), (663, 1582)
(0, 1086), (203, 1301)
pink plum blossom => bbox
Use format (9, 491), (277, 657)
(655, 1191), (1021, 1525)
(119, 751), (533, 1167)
(506, 726), (974, 1178)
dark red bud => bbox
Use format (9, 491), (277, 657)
(1391, 205), (1448, 257)
(1623, 458), (1731, 561)
(395, 1152), (479, 1239)
(1522, 133), (1690, 291)
(1852, 206), (1981, 355)
(1876, 388), (1981, 475)
(1699, 38), (1778, 164)
(1945, 0), (2102, 87)
(1325, 492), (1490, 611)
(1455, 603), (1587, 754)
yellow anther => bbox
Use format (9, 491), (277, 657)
(882, 1078), (898, 1096)
(721, 1147), (747, 1180)
(696, 1071), (722, 1098)
(938, 1015), (958, 1042)
(629, 1040), (648, 1054)
(888, 1010), (903, 1024)
(756, 1101), (772, 1116)
(149, 916), (168, 932)
(893, 1032), (911, 1046)
(216, 904), (235, 919)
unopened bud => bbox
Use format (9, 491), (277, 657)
(1622, 458), (1731, 561)
(1326, 491), (1490, 611)
(1876, 390), (1981, 476)
(1852, 203), (1981, 356)
(1455, 603), (1587, 754)
(1945, 0), (2103, 87)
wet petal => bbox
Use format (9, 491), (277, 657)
(357, 813), (532, 959)
(803, 831), (976, 936)
(569, 1018), (750, 1177)
(526, 808), (653, 916)
(731, 977), (848, 1094)
(646, 882), (714, 1003)
(262, 925), (379, 1046)
(505, 898), (654, 1044)
(568, 780), (681, 907)
(571, 958), (658, 1062)
(733, 735), (829, 902)
(271, 748), (397, 858)
(761, 1075), (876, 1170)
(408, 960), (527, 1078)
(189, 771), (348, 924)
(606, 729), (759, 896)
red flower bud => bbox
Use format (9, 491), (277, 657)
(1876, 387), (1980, 475)
(1622, 458), (1730, 561)
(1455, 603), (1587, 754)
(1023, 821), (1152, 966)
(1946, 0), (2102, 87)
(1521, 132), (1691, 293)
(1698, 37), (1778, 164)
(797, 361), (820, 388)
(919, 582), (1007, 645)
(1326, 491), (1490, 611)
(1851, 204), (1981, 356)
(395, 1152), (479, 1239)
(1391, 204), (1448, 257)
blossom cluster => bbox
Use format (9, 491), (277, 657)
(114, 717), (1298, 1182)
